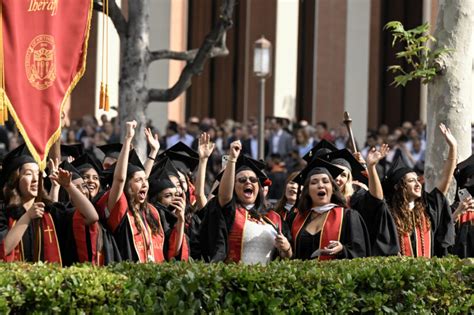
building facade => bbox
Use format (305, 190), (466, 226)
(69, 0), (472, 145)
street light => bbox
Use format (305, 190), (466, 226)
(253, 36), (272, 160)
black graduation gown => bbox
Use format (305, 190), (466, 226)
(349, 189), (400, 256)
(60, 203), (122, 266)
(199, 197), (291, 263)
(151, 201), (193, 260)
(388, 188), (455, 257)
(424, 188), (455, 257)
(288, 208), (370, 260)
(449, 202), (474, 258)
(0, 203), (71, 263)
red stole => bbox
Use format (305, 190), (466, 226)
(226, 207), (281, 263)
(4, 213), (62, 264)
(400, 213), (431, 258)
(126, 204), (165, 263)
(291, 207), (344, 261)
(459, 211), (474, 225)
(72, 210), (103, 266)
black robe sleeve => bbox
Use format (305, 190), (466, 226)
(338, 209), (371, 258)
(350, 190), (400, 256)
(424, 188), (455, 257)
(199, 197), (231, 262)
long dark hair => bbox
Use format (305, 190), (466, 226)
(274, 172), (299, 214)
(388, 177), (430, 235)
(3, 166), (51, 207)
(297, 171), (345, 215)
(124, 175), (161, 235)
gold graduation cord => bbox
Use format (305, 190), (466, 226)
(99, 0), (109, 112)
(0, 1), (8, 124)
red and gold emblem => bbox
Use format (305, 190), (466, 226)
(25, 34), (56, 90)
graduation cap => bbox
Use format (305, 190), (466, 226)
(71, 153), (103, 176)
(294, 157), (344, 185)
(127, 149), (145, 179)
(157, 142), (199, 173)
(302, 139), (338, 163)
(97, 143), (123, 160)
(59, 160), (82, 181)
(454, 154), (474, 188)
(382, 154), (413, 198)
(319, 149), (368, 184)
(148, 159), (180, 198)
(60, 144), (84, 160)
(0, 144), (36, 190)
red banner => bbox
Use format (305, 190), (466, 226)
(1, 0), (92, 169)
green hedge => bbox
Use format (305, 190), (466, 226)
(0, 257), (472, 314)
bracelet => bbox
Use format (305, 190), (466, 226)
(228, 158), (237, 163)
(148, 156), (155, 161)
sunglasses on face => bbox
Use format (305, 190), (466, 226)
(236, 176), (259, 184)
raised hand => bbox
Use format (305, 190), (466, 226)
(439, 123), (457, 148)
(198, 132), (215, 159)
(126, 120), (137, 139)
(49, 168), (72, 189)
(26, 202), (45, 219)
(366, 143), (389, 167)
(48, 158), (60, 187)
(229, 140), (242, 161)
(144, 127), (160, 153)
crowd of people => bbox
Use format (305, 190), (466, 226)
(0, 114), (472, 266)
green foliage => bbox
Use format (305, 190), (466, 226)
(384, 21), (451, 87)
(0, 257), (472, 314)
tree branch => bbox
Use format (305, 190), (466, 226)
(149, 33), (229, 62)
(93, 0), (128, 39)
(148, 0), (235, 102)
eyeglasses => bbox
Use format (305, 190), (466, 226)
(236, 176), (259, 184)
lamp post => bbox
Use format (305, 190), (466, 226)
(253, 36), (272, 160)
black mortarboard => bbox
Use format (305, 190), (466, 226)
(320, 149), (368, 184)
(60, 144), (84, 160)
(382, 154), (413, 198)
(72, 153), (103, 176)
(127, 149), (145, 179)
(294, 157), (344, 185)
(59, 160), (82, 181)
(0, 144), (36, 190)
(165, 141), (199, 159)
(302, 139), (338, 163)
(454, 154), (474, 188)
(148, 157), (181, 198)
(157, 143), (199, 173)
(97, 143), (123, 160)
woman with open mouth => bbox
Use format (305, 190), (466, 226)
(201, 140), (292, 265)
(100, 120), (187, 263)
(382, 123), (457, 258)
(288, 158), (370, 260)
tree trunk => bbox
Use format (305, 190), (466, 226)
(425, 0), (474, 197)
(119, 0), (149, 158)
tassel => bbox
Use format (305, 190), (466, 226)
(104, 84), (109, 112)
(99, 82), (105, 109)
(0, 90), (4, 125)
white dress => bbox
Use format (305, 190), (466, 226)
(241, 220), (278, 265)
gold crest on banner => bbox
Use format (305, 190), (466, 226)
(25, 35), (56, 90)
